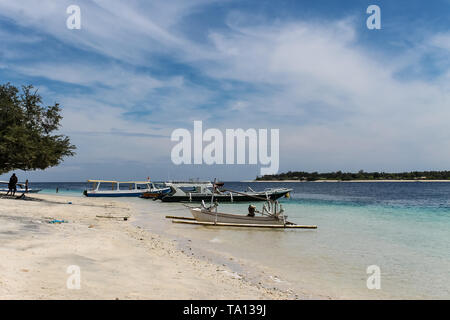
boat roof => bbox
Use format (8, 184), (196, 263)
(166, 181), (213, 185)
(87, 180), (151, 184)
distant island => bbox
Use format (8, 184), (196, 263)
(255, 170), (450, 181)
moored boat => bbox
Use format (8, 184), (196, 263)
(189, 206), (286, 225)
(166, 186), (317, 229)
(158, 181), (292, 202)
(0, 187), (42, 194)
(0, 181), (41, 194)
(83, 180), (168, 197)
(140, 185), (172, 199)
(182, 198), (311, 227)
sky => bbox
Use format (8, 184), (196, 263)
(0, 0), (449, 182)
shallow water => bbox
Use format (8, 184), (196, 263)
(38, 181), (450, 299)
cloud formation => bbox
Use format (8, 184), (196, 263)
(0, 0), (449, 180)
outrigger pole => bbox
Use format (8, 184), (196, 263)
(171, 219), (317, 229)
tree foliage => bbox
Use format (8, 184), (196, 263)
(0, 83), (76, 175)
(257, 170), (450, 181)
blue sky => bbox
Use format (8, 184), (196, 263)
(0, 0), (449, 181)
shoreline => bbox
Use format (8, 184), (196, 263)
(0, 194), (316, 300)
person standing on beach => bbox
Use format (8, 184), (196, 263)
(6, 173), (18, 196)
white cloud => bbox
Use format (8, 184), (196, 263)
(196, 18), (450, 171)
(1, 2), (450, 178)
(16, 63), (168, 90)
(430, 33), (450, 51)
(0, 0), (215, 63)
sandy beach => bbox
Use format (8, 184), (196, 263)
(0, 194), (298, 300)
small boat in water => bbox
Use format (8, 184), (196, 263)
(166, 199), (317, 229)
(166, 183), (317, 229)
(83, 180), (170, 197)
(190, 200), (288, 225)
(158, 181), (292, 202)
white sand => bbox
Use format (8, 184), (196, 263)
(0, 194), (293, 300)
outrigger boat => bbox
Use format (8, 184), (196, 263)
(0, 181), (42, 194)
(83, 180), (170, 197)
(166, 183), (317, 229)
(157, 181), (292, 202)
(190, 199), (288, 225)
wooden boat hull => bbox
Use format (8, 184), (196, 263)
(189, 208), (285, 225)
(161, 189), (291, 202)
(140, 187), (172, 199)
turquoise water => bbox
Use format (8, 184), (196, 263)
(29, 182), (88, 197)
(38, 182), (450, 299)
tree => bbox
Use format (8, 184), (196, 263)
(0, 83), (76, 175)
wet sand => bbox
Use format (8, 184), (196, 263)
(0, 194), (296, 300)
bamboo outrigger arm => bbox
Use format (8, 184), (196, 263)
(171, 219), (317, 229)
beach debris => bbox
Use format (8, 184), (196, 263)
(47, 219), (68, 224)
(68, 202), (72, 204)
(96, 214), (130, 220)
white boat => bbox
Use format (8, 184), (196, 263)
(83, 180), (168, 197)
(159, 181), (292, 202)
(0, 187), (41, 194)
(189, 199), (288, 225)
(167, 192), (317, 229)
(0, 181), (41, 194)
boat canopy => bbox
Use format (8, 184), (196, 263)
(87, 180), (151, 184)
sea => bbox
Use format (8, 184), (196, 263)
(33, 181), (450, 299)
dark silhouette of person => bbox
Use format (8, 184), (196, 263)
(247, 205), (256, 217)
(6, 173), (18, 196)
